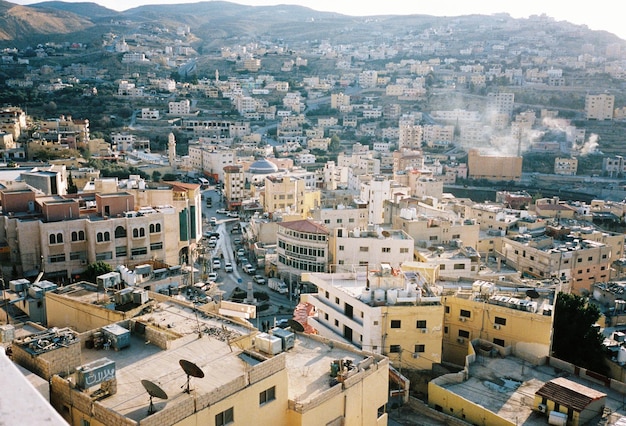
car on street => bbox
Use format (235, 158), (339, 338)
(233, 238), (241, 245)
(237, 248), (245, 257)
(216, 209), (228, 214)
(253, 274), (266, 284)
(207, 272), (218, 282)
(243, 263), (256, 274)
(209, 217), (217, 225)
(224, 262), (233, 272)
(212, 259), (221, 270)
(227, 211), (239, 218)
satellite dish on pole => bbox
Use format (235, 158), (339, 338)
(141, 379), (168, 415)
(179, 359), (205, 394)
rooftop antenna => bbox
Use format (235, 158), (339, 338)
(179, 359), (205, 394)
(141, 379), (168, 415)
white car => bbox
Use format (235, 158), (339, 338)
(212, 259), (221, 270)
(216, 209), (228, 214)
(227, 211), (239, 218)
(207, 272), (218, 282)
(224, 262), (233, 272)
(209, 217), (217, 225)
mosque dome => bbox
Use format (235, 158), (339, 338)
(249, 158), (278, 174)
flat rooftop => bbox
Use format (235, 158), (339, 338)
(440, 354), (626, 425)
(78, 299), (371, 421)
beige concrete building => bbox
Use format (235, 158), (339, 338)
(467, 149), (522, 182)
(277, 219), (330, 282)
(585, 93), (614, 120)
(0, 177), (202, 279)
(223, 164), (245, 210)
(262, 175), (320, 218)
(554, 157), (578, 175)
(310, 204), (369, 232)
(329, 227), (414, 272)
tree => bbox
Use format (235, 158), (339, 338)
(552, 292), (608, 375)
(67, 172), (78, 194)
(152, 170), (162, 182)
(84, 261), (113, 282)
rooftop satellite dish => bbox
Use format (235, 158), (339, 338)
(526, 289), (540, 299)
(287, 319), (305, 332)
(179, 359), (205, 394)
(141, 379), (168, 415)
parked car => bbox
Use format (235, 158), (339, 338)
(243, 263), (256, 274)
(216, 209), (228, 214)
(209, 217), (217, 226)
(224, 262), (233, 272)
(237, 248), (245, 257)
(233, 238), (242, 245)
(227, 211), (239, 218)
(212, 259), (221, 270)
(253, 274), (266, 284)
(207, 272), (218, 282)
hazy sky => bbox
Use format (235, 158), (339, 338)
(11, 0), (626, 40)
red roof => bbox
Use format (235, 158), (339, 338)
(279, 219), (329, 235)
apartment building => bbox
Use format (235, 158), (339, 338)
(442, 282), (554, 364)
(585, 93), (615, 120)
(554, 157), (578, 175)
(262, 175), (320, 217)
(0, 178), (202, 279)
(310, 204), (369, 232)
(393, 209), (480, 250)
(111, 132), (150, 153)
(487, 92), (515, 117)
(168, 99), (191, 115)
(302, 268), (444, 371)
(330, 226), (414, 271)
(223, 165), (245, 210)
(360, 176), (392, 225)
(331, 92), (351, 109)
(24, 295), (389, 426)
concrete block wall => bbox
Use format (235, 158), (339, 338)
(206, 374), (248, 406)
(289, 382), (343, 413)
(139, 397), (195, 426)
(12, 339), (81, 380)
(248, 352), (285, 384)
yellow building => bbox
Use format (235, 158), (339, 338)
(302, 268), (444, 373)
(262, 175), (320, 218)
(27, 295), (390, 426)
(442, 283), (553, 366)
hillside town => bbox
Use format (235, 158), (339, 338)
(4, 3), (626, 426)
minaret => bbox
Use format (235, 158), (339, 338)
(168, 132), (176, 168)
(215, 69), (219, 84)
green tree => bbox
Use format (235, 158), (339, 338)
(552, 292), (608, 375)
(329, 134), (340, 152)
(84, 261), (113, 282)
(152, 170), (162, 182)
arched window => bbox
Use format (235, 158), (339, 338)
(79, 230), (85, 241)
(104, 232), (110, 242)
(133, 228), (139, 238)
(56, 233), (63, 243)
(49, 234), (56, 244)
(139, 228), (145, 237)
(149, 224), (155, 233)
(155, 223), (161, 233)
(115, 226), (126, 238)
(97, 232), (103, 243)
(71, 231), (78, 242)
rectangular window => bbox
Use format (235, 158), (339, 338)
(493, 338), (505, 347)
(215, 407), (234, 426)
(382, 247), (390, 253)
(150, 242), (163, 251)
(494, 317), (506, 326)
(400, 248), (409, 253)
(359, 247), (369, 252)
(414, 344), (425, 353)
(95, 251), (112, 261)
(460, 309), (471, 318)
(459, 329), (470, 338)
(377, 405), (385, 418)
(429, 235), (438, 241)
(131, 247), (148, 256)
(389, 345), (401, 353)
(259, 386), (276, 405)
(48, 254), (66, 263)
(339, 245), (344, 251)
(416, 320), (427, 329)
(453, 263), (465, 270)
(445, 306), (450, 314)
(390, 320), (401, 328)
(116, 246), (127, 257)
(70, 251), (86, 261)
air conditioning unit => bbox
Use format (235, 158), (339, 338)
(459, 317), (467, 322)
(457, 337), (465, 343)
(412, 353), (419, 359)
(493, 324), (501, 330)
(537, 404), (547, 413)
(421, 328), (427, 333)
(80, 259), (88, 265)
